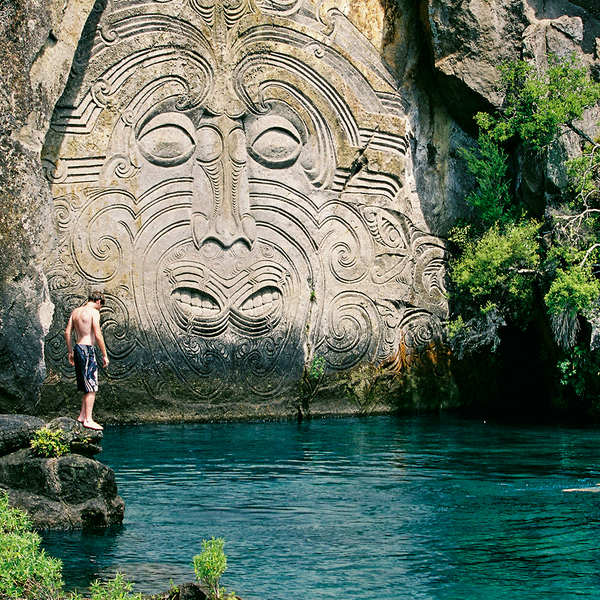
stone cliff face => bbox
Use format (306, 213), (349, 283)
(0, 0), (94, 410)
(0, 0), (598, 420)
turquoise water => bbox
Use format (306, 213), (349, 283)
(41, 415), (600, 599)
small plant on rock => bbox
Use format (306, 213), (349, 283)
(193, 537), (236, 600)
(30, 427), (69, 458)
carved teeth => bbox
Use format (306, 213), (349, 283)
(172, 288), (220, 316)
(240, 287), (281, 317)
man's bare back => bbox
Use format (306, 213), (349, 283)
(65, 292), (109, 430)
(70, 304), (99, 347)
(66, 302), (109, 367)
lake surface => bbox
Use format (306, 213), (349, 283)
(41, 415), (600, 599)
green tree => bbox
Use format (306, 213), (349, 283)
(458, 132), (513, 227)
(451, 220), (541, 324)
(478, 53), (600, 150)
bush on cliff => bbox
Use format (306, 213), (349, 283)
(449, 53), (600, 414)
(30, 427), (69, 458)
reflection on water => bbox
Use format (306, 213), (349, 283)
(41, 415), (600, 599)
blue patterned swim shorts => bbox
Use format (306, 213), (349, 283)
(74, 344), (98, 392)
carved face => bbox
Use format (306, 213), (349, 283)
(43, 0), (447, 399)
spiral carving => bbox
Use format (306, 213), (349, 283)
(42, 159), (67, 184)
(399, 310), (444, 354)
(413, 243), (448, 316)
(91, 79), (111, 106)
(325, 220), (372, 284)
(322, 292), (379, 369)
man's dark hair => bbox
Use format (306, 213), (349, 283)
(88, 291), (105, 306)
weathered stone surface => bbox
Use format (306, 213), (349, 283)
(420, 0), (529, 119)
(0, 414), (45, 457)
(0, 0), (95, 413)
(38, 0), (449, 419)
(1, 0), (599, 418)
(0, 448), (124, 529)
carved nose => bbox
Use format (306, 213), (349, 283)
(191, 120), (256, 250)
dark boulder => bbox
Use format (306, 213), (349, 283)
(144, 582), (209, 600)
(0, 414), (46, 457)
(0, 448), (124, 529)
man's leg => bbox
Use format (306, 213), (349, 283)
(77, 397), (85, 423)
(80, 391), (103, 430)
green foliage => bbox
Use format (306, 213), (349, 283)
(0, 492), (64, 599)
(558, 344), (600, 401)
(567, 145), (600, 209)
(0, 495), (154, 600)
(0, 491), (32, 536)
(450, 221), (541, 324)
(89, 573), (142, 600)
(308, 355), (325, 380)
(193, 537), (235, 600)
(458, 132), (513, 226)
(478, 54), (600, 151)
(450, 52), (600, 391)
(30, 427), (69, 458)
(545, 264), (600, 318)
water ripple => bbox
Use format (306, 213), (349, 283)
(41, 415), (600, 600)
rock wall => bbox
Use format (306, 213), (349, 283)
(0, 0), (598, 420)
(0, 0), (95, 411)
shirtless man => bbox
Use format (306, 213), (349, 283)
(65, 291), (109, 430)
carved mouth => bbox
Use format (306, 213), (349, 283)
(170, 287), (227, 337)
(170, 283), (284, 336)
(238, 286), (282, 318)
(171, 287), (221, 318)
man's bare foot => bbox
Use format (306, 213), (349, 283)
(82, 420), (103, 431)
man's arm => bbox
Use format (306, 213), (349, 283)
(65, 315), (75, 366)
(92, 311), (109, 368)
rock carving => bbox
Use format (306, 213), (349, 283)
(42, 0), (448, 405)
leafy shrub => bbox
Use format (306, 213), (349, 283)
(308, 355), (325, 380)
(545, 264), (600, 318)
(30, 427), (69, 458)
(458, 132), (512, 227)
(0, 492), (65, 599)
(193, 537), (236, 600)
(450, 221), (541, 324)
(477, 54), (600, 150)
(89, 572), (142, 600)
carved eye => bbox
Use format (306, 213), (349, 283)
(249, 127), (301, 168)
(196, 126), (223, 162)
(137, 114), (196, 167)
